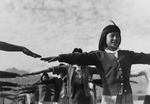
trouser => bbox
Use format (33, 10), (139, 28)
(70, 84), (91, 104)
(116, 94), (133, 104)
(101, 94), (133, 104)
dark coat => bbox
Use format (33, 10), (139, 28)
(58, 50), (150, 95)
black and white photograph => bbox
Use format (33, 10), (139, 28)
(0, 0), (150, 104)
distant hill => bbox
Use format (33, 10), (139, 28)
(0, 67), (40, 85)
(0, 67), (41, 104)
(5, 67), (29, 75)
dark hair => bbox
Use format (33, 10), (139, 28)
(41, 72), (49, 81)
(72, 48), (83, 53)
(98, 21), (121, 51)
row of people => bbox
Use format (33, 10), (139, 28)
(20, 48), (102, 104)
(1, 21), (150, 104)
(40, 22), (150, 104)
(19, 48), (142, 104)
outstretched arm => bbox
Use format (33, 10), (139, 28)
(21, 68), (53, 76)
(21, 64), (68, 77)
(0, 41), (41, 58)
(40, 56), (59, 62)
(0, 71), (20, 78)
(130, 74), (138, 77)
(40, 51), (98, 65)
(130, 80), (138, 84)
(130, 71), (146, 77)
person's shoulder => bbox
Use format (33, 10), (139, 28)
(89, 50), (105, 53)
(119, 49), (134, 53)
(119, 50), (137, 56)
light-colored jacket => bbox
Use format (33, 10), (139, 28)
(51, 65), (98, 97)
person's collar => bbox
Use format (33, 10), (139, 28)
(105, 48), (120, 54)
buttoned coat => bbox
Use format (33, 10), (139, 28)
(58, 50), (150, 95)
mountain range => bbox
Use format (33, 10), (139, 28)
(5, 67), (29, 75)
(0, 67), (40, 85)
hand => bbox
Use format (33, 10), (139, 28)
(40, 56), (59, 62)
(22, 47), (41, 58)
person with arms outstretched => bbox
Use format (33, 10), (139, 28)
(41, 22), (150, 104)
(34, 48), (98, 104)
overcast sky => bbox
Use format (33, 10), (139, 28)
(0, 0), (150, 72)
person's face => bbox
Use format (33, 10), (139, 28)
(42, 75), (49, 81)
(106, 32), (121, 51)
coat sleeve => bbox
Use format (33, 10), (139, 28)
(52, 65), (68, 75)
(129, 51), (150, 64)
(58, 50), (101, 66)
